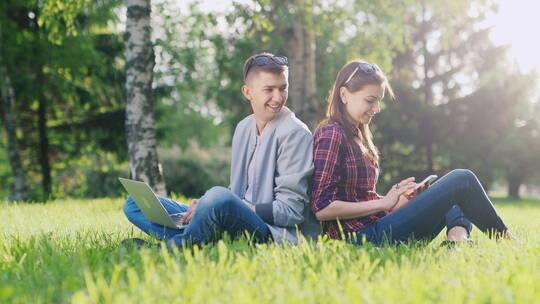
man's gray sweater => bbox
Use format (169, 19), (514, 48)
(229, 107), (321, 244)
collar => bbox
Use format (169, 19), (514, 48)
(340, 119), (361, 137)
(250, 106), (293, 137)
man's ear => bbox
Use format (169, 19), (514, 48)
(241, 84), (251, 102)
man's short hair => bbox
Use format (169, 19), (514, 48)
(243, 52), (289, 82)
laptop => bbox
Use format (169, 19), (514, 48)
(119, 177), (187, 229)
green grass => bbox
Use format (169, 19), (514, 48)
(1, 196), (539, 303)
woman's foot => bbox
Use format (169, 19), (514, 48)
(446, 226), (470, 242)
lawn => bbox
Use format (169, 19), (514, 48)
(1, 196), (539, 303)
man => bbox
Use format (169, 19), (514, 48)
(123, 53), (320, 247)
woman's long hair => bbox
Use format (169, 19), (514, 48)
(319, 60), (395, 164)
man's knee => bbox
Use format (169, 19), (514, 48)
(204, 186), (234, 200)
(123, 196), (139, 219)
(202, 186), (235, 205)
(198, 186), (238, 212)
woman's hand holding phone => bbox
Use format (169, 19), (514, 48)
(382, 177), (417, 211)
(404, 175), (438, 200)
(385, 175), (438, 212)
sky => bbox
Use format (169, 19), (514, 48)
(487, 0), (540, 74)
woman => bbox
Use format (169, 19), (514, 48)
(310, 60), (514, 245)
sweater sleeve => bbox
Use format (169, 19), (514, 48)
(255, 128), (313, 226)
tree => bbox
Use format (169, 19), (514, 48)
(210, 0), (407, 131)
(390, 0), (501, 172)
(1, 0), (127, 200)
(151, 0), (227, 150)
(0, 33), (28, 201)
(499, 97), (540, 199)
(268, 0), (321, 129)
(125, 0), (166, 196)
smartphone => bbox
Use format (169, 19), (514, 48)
(415, 174), (438, 193)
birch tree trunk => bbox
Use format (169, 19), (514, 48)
(0, 63), (29, 201)
(125, 0), (166, 195)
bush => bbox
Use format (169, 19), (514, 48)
(162, 153), (230, 198)
(48, 145), (230, 199)
(52, 153), (130, 199)
(81, 167), (131, 198)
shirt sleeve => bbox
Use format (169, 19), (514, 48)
(310, 126), (342, 214)
(254, 128), (314, 227)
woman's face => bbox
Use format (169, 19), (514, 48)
(340, 84), (384, 125)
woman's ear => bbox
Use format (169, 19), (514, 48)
(340, 87), (348, 104)
(241, 85), (251, 102)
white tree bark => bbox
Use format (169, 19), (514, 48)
(125, 0), (166, 196)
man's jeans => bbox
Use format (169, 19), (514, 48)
(353, 169), (508, 245)
(124, 186), (271, 246)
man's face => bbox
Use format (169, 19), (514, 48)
(242, 71), (289, 124)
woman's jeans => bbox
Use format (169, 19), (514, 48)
(352, 169), (508, 245)
(123, 186), (271, 246)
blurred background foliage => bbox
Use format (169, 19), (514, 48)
(1, 0), (539, 201)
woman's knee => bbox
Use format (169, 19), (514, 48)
(448, 169), (477, 182)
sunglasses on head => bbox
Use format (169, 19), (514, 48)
(343, 62), (381, 85)
(244, 55), (288, 79)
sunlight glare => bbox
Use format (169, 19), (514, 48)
(488, 0), (540, 75)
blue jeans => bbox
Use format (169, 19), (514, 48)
(124, 186), (272, 246)
(352, 169), (508, 245)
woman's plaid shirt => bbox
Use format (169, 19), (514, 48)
(310, 121), (388, 239)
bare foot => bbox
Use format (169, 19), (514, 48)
(447, 226), (469, 242)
